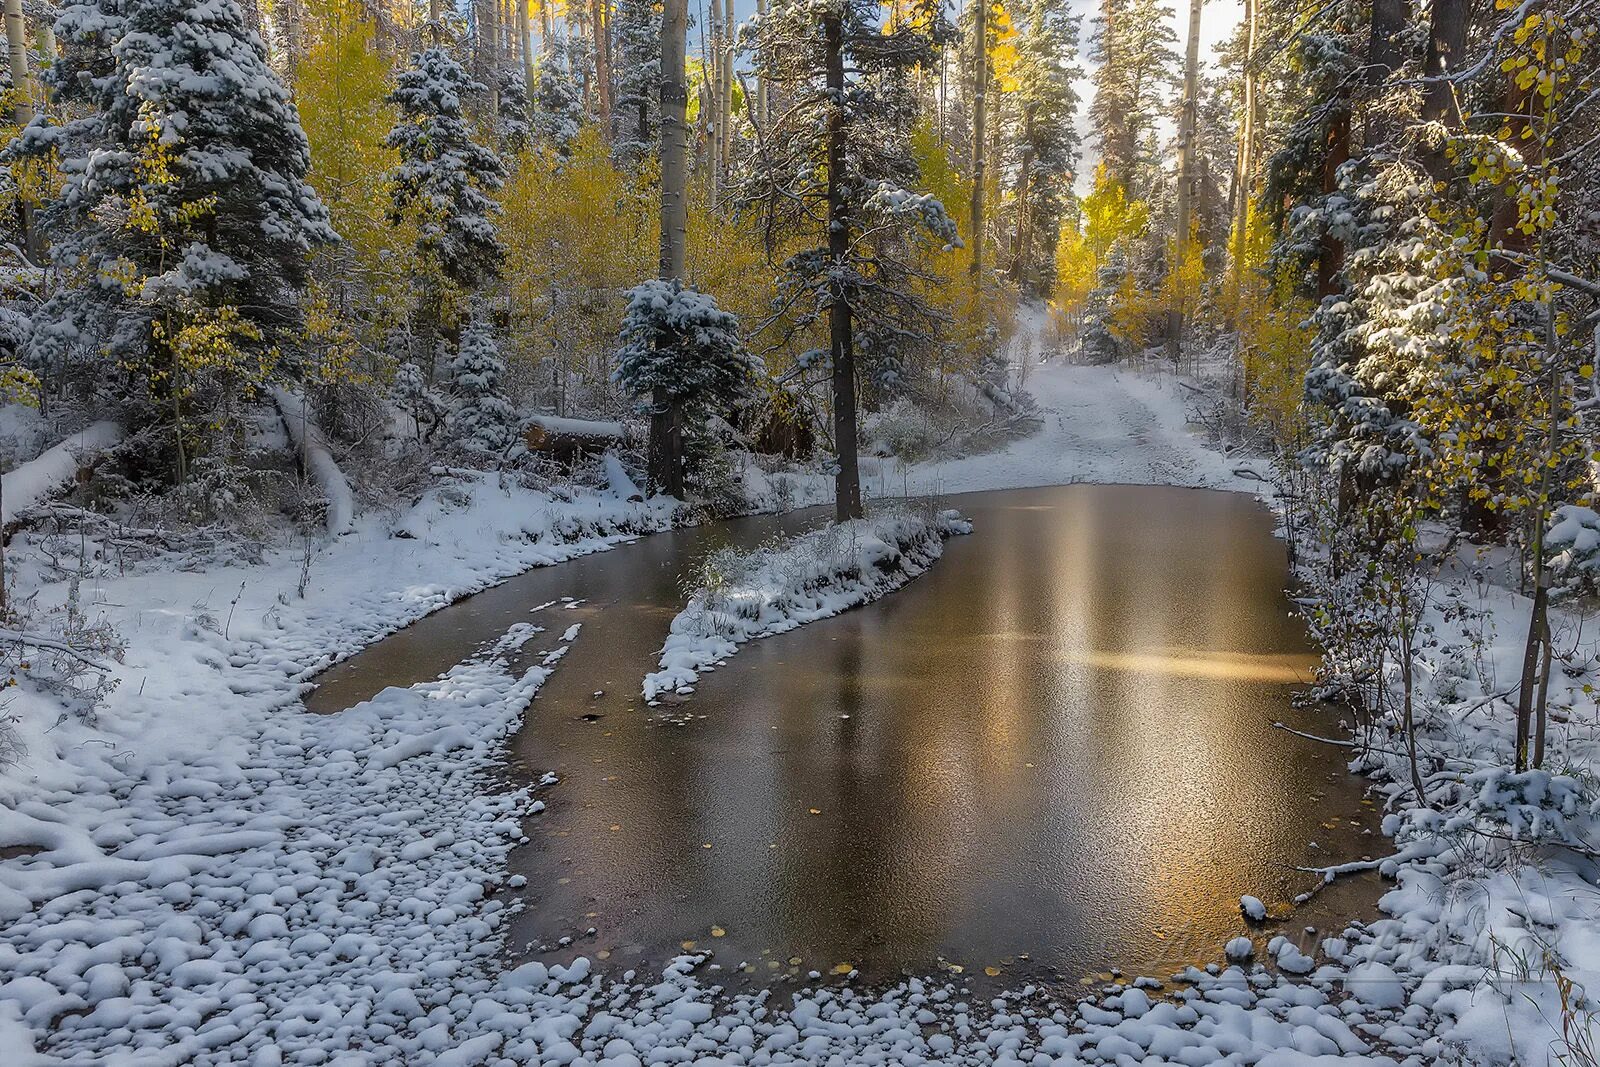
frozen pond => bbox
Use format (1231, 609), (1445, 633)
(310, 484), (1377, 988)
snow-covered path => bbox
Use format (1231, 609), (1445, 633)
(872, 361), (1251, 501)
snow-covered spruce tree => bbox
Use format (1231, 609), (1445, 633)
(1006, 0), (1083, 293)
(15, 0), (335, 485)
(531, 41), (584, 157)
(497, 66), (532, 155)
(615, 279), (758, 490)
(391, 360), (447, 442)
(740, 0), (959, 522)
(386, 47), (506, 364)
(446, 311), (518, 455)
(611, 0), (661, 167)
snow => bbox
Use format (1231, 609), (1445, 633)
(643, 508), (972, 700)
(528, 415), (626, 438)
(862, 361), (1256, 500)
(270, 388), (355, 536)
(0, 421), (123, 528)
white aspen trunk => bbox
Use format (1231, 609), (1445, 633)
(520, 0), (536, 112)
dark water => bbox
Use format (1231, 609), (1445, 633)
(310, 485), (1378, 988)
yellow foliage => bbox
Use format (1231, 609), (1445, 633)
(295, 0), (413, 357)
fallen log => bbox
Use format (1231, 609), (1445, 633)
(270, 388), (355, 537)
(523, 415), (630, 460)
(2, 421), (124, 536)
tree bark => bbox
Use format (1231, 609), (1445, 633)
(485, 0), (501, 122)
(1226, 0), (1257, 312)
(5, 0), (39, 263)
(1422, 0), (1467, 125)
(720, 0), (733, 172)
(969, 0), (987, 288)
(1009, 102), (1035, 288)
(519, 0), (536, 116)
(594, 0), (611, 129)
(649, 0), (690, 498)
(1168, 0), (1202, 362)
(755, 0), (768, 126)
(1315, 109), (1349, 298)
(825, 11), (862, 522)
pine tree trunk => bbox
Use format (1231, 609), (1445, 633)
(649, 0), (690, 498)
(1422, 0), (1467, 125)
(1226, 0), (1257, 313)
(1168, 0), (1202, 362)
(720, 0), (733, 171)
(486, 0), (501, 122)
(593, 0), (611, 130)
(1366, 0), (1404, 144)
(1228, 0), (1254, 321)
(755, 0), (768, 126)
(1315, 110), (1349, 298)
(1009, 102), (1035, 288)
(825, 12), (862, 523)
(4, 0), (38, 264)
(968, 0), (987, 289)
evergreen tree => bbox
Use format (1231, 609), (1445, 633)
(392, 359), (447, 442)
(741, 0), (958, 521)
(532, 41), (584, 157)
(447, 311), (518, 454)
(615, 279), (756, 480)
(497, 66), (532, 155)
(611, 0), (661, 167)
(1087, 0), (1179, 200)
(1007, 0), (1083, 293)
(18, 0), (336, 481)
(386, 47), (506, 360)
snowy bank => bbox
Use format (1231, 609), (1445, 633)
(643, 508), (972, 700)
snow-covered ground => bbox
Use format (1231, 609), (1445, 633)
(865, 361), (1255, 500)
(0, 360), (1591, 1065)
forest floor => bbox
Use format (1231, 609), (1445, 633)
(0, 359), (1592, 1066)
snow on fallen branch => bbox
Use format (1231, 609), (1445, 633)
(270, 387), (355, 537)
(0, 627), (119, 675)
(1, 421), (123, 530)
(642, 508), (973, 700)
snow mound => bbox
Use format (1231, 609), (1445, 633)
(643, 509), (973, 699)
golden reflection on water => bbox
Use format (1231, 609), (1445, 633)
(314, 484), (1376, 983)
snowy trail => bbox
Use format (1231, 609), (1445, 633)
(869, 361), (1252, 501)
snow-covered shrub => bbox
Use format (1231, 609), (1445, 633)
(1080, 318), (1121, 365)
(1548, 504), (1600, 593)
(1405, 768), (1589, 850)
(644, 508), (972, 698)
(862, 399), (941, 461)
(446, 314), (518, 456)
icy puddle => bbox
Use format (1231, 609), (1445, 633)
(311, 484), (1378, 989)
